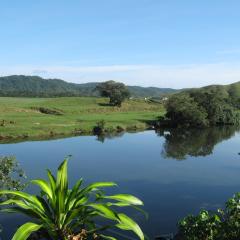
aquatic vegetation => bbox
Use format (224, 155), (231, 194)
(0, 158), (145, 240)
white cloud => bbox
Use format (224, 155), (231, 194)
(0, 63), (239, 88)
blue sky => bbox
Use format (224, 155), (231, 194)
(1, 0), (240, 88)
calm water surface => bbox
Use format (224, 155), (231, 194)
(0, 127), (240, 239)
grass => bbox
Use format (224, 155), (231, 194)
(0, 97), (164, 140)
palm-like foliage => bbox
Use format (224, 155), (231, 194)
(0, 159), (145, 240)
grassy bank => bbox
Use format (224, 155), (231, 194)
(0, 97), (164, 140)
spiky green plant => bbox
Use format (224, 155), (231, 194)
(0, 159), (145, 240)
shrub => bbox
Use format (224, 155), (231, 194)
(177, 193), (240, 240)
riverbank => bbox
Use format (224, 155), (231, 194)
(0, 97), (164, 142)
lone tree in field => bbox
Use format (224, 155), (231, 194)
(96, 80), (130, 107)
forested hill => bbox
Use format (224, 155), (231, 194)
(163, 81), (240, 128)
(0, 75), (178, 98)
(185, 81), (240, 102)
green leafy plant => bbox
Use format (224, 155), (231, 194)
(0, 158), (145, 240)
(177, 193), (240, 240)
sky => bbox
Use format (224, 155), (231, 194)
(1, 0), (240, 88)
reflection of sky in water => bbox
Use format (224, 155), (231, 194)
(0, 129), (239, 238)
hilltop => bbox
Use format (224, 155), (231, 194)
(185, 81), (240, 108)
(187, 81), (240, 97)
(0, 75), (178, 98)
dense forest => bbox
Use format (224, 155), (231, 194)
(0, 75), (177, 98)
(163, 81), (240, 127)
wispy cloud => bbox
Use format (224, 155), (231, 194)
(0, 63), (239, 88)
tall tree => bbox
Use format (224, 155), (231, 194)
(96, 80), (130, 107)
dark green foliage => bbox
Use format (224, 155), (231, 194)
(188, 88), (239, 125)
(177, 193), (240, 240)
(164, 82), (240, 127)
(229, 83), (240, 108)
(96, 81), (130, 107)
(0, 75), (177, 98)
(93, 120), (106, 135)
(165, 93), (208, 127)
(177, 210), (221, 240)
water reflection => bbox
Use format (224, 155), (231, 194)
(158, 126), (239, 160)
(96, 131), (125, 143)
(0, 128), (239, 238)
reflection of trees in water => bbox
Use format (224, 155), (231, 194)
(158, 126), (239, 160)
(96, 131), (125, 143)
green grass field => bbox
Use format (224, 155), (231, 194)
(0, 97), (164, 140)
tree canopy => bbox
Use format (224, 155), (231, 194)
(96, 80), (130, 107)
(164, 84), (240, 127)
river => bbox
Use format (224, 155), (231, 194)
(0, 126), (239, 239)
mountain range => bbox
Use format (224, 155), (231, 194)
(0, 75), (239, 100)
(0, 75), (178, 98)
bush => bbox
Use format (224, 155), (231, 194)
(0, 156), (26, 192)
(164, 89), (240, 128)
(93, 120), (106, 135)
(177, 193), (240, 240)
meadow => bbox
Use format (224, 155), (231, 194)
(0, 97), (164, 140)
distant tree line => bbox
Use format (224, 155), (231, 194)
(0, 75), (176, 98)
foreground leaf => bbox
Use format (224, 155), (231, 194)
(12, 222), (42, 240)
(100, 234), (117, 240)
(31, 179), (53, 200)
(117, 213), (144, 240)
(104, 194), (143, 206)
(86, 182), (117, 191)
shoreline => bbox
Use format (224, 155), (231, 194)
(0, 124), (155, 144)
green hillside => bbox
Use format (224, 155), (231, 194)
(0, 75), (177, 98)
